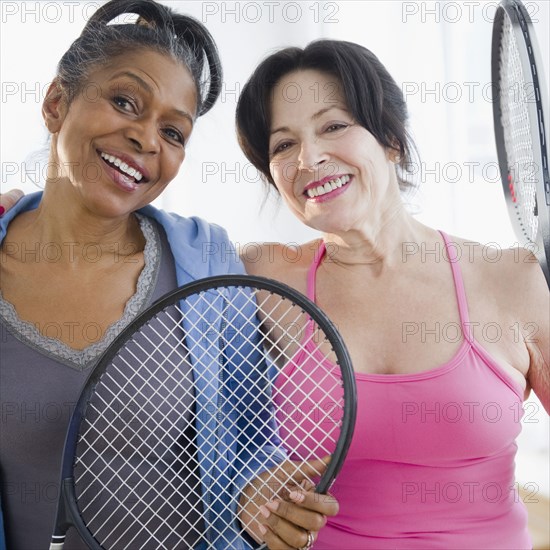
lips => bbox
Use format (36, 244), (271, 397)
(98, 150), (150, 184)
(304, 174), (351, 198)
(100, 152), (144, 182)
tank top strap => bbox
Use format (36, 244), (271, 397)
(303, 240), (327, 339)
(306, 240), (326, 301)
(438, 230), (472, 339)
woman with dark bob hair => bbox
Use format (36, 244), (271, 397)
(236, 40), (549, 548)
(0, 2), (338, 548)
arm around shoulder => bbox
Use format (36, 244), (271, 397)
(239, 242), (286, 278)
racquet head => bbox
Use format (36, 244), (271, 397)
(49, 275), (356, 549)
(492, 0), (550, 286)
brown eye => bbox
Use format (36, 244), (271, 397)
(163, 127), (185, 145)
(272, 141), (293, 155)
(112, 96), (135, 112)
(325, 123), (348, 132)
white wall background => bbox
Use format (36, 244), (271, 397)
(2, 1), (549, 247)
(1, 0), (549, 494)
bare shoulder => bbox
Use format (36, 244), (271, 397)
(239, 239), (321, 291)
(471, 238), (543, 296)
(448, 235), (545, 306)
(451, 234), (549, 408)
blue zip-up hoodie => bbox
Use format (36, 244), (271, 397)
(0, 193), (284, 549)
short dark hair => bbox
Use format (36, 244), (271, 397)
(56, 0), (222, 116)
(236, 39), (417, 192)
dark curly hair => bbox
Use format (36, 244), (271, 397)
(55, 0), (222, 116)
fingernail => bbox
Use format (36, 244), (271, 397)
(259, 505), (270, 518)
(265, 500), (279, 511)
(0, 206), (5, 217)
(258, 524), (267, 535)
(289, 491), (305, 503)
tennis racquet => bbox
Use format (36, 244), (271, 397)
(492, 0), (550, 287)
(49, 275), (356, 549)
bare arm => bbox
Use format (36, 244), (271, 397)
(239, 242), (339, 548)
(520, 252), (550, 413)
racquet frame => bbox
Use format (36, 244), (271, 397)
(50, 275), (356, 549)
(491, 0), (550, 285)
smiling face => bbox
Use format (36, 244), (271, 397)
(43, 49), (197, 218)
(268, 69), (400, 234)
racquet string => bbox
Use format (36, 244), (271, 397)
(71, 286), (345, 549)
(75, 305), (203, 548)
(499, 13), (538, 242)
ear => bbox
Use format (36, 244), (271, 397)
(386, 141), (402, 163)
(42, 80), (68, 134)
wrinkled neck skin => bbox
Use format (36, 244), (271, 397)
(42, 184), (137, 241)
(321, 182), (430, 275)
(11, 172), (143, 269)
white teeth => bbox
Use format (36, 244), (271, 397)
(305, 175), (350, 198)
(100, 152), (144, 182)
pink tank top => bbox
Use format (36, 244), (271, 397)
(281, 232), (531, 549)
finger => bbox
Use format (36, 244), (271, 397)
(264, 498), (327, 532)
(0, 189), (24, 216)
(287, 489), (340, 517)
(299, 478), (315, 492)
(259, 505), (314, 549)
(258, 523), (294, 550)
(282, 456), (330, 483)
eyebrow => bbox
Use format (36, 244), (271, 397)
(108, 71), (195, 126)
(270, 105), (344, 136)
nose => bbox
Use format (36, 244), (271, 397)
(125, 118), (160, 154)
(297, 138), (328, 171)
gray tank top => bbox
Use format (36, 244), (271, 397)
(0, 216), (203, 549)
